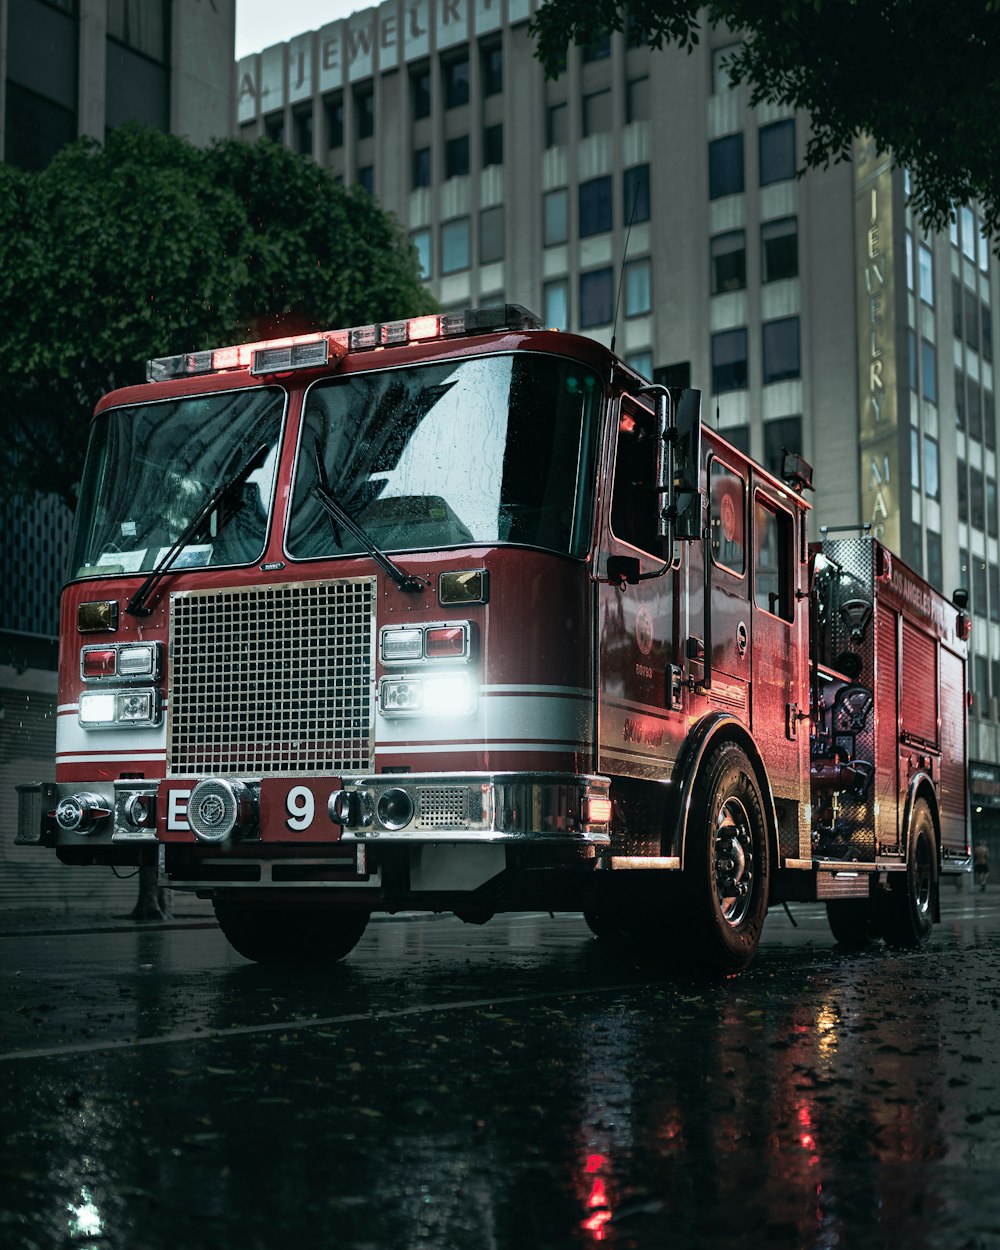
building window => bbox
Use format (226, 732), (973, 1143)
(583, 89), (612, 137)
(966, 287), (980, 352)
(974, 559), (988, 618)
(626, 350), (653, 380)
(955, 370), (966, 428)
(709, 134), (744, 199)
(445, 135), (470, 179)
(626, 77), (649, 124)
(906, 233), (915, 294)
(108, 0), (167, 61)
(992, 566), (1000, 623)
(984, 304), (993, 363)
(755, 498), (794, 620)
(411, 67), (431, 119)
(921, 338), (937, 403)
(958, 461), (968, 523)
(709, 461), (746, 575)
(583, 32), (612, 61)
(294, 109), (312, 156)
(481, 43), (502, 96)
(625, 259), (652, 317)
(975, 656), (990, 717)
(483, 123), (503, 167)
(546, 102), (568, 147)
(953, 277), (963, 339)
(356, 165), (374, 195)
(3, 82), (76, 172)
(580, 268), (614, 328)
(762, 317), (801, 384)
(711, 230), (746, 294)
(441, 218), (470, 274)
(723, 425), (750, 456)
(412, 146), (431, 189)
(325, 95), (343, 148)
(411, 228), (431, 279)
(926, 531), (943, 590)
(925, 436), (940, 500)
(969, 380), (982, 441)
(986, 390), (996, 450)
(444, 56), (470, 109)
(989, 478), (999, 539)
(962, 206), (976, 261)
(264, 112), (285, 144)
(480, 206), (503, 264)
(971, 466), (986, 531)
(712, 44), (740, 93)
(761, 216), (798, 283)
(919, 243), (934, 306)
(623, 165), (650, 224)
(355, 86), (374, 139)
(758, 119), (795, 185)
(911, 428), (921, 489)
(763, 416), (802, 479)
(712, 328), (748, 393)
(544, 189), (568, 247)
(580, 176), (613, 238)
(544, 280), (568, 330)
(959, 546), (970, 591)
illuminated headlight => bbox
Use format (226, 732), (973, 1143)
(379, 673), (476, 718)
(79, 689), (161, 729)
(423, 673), (475, 716)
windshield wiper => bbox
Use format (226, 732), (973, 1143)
(125, 442), (270, 618)
(312, 442), (425, 594)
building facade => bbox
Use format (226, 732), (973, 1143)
(0, 0), (234, 911)
(238, 0), (1000, 838)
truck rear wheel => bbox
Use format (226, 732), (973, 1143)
(683, 742), (769, 975)
(213, 898), (370, 964)
(881, 798), (937, 948)
(826, 898), (878, 949)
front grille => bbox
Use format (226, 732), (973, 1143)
(168, 578), (375, 777)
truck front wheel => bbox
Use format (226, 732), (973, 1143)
(213, 898), (370, 964)
(683, 743), (770, 975)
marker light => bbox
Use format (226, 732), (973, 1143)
(425, 626), (468, 659)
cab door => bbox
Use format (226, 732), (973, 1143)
(750, 485), (809, 809)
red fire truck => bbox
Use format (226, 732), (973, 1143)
(15, 305), (970, 974)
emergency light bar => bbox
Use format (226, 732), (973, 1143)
(145, 304), (542, 383)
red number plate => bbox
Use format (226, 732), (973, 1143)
(259, 778), (345, 841)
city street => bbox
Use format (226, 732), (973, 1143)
(2, 888), (1000, 1249)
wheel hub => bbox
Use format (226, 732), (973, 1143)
(714, 798), (754, 927)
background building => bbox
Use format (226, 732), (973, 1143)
(0, 0), (235, 912)
(238, 0), (1000, 842)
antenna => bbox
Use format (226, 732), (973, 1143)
(610, 176), (642, 358)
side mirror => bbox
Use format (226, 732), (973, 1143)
(640, 384), (702, 543)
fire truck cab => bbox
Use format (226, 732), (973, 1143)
(15, 305), (970, 975)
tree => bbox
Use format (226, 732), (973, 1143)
(0, 124), (434, 511)
(530, 0), (1000, 240)
(1, 125), (433, 921)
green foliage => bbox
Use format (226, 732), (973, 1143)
(531, 0), (1000, 239)
(0, 125), (434, 509)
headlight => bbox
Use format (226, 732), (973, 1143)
(79, 689), (161, 729)
(379, 672), (476, 718)
(81, 642), (162, 682)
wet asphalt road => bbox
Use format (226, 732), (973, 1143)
(2, 888), (1000, 1250)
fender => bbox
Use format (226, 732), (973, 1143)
(666, 711), (779, 874)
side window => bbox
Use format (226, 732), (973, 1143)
(754, 496), (793, 620)
(709, 459), (745, 574)
(610, 404), (660, 556)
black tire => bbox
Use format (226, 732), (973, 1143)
(683, 742), (770, 975)
(881, 798), (937, 948)
(213, 898), (370, 964)
(826, 898), (878, 949)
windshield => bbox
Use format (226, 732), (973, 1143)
(70, 390), (284, 579)
(287, 354), (602, 560)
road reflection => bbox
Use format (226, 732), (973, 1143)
(3, 908), (998, 1249)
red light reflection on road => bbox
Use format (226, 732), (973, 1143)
(582, 1152), (613, 1240)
